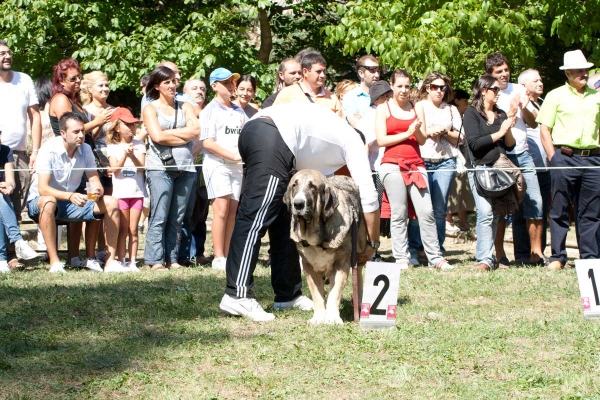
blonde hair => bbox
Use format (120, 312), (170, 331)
(335, 79), (358, 102)
(105, 119), (122, 145)
(80, 71), (109, 105)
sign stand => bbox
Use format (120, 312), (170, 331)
(575, 259), (600, 319)
(359, 261), (401, 329)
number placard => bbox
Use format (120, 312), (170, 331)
(359, 261), (401, 330)
(574, 260), (600, 320)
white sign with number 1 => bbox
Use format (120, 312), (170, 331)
(359, 261), (401, 330)
(575, 260), (600, 320)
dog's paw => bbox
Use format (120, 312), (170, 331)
(308, 311), (326, 324)
(324, 312), (343, 325)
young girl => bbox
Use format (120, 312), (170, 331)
(0, 134), (39, 273)
(106, 108), (147, 271)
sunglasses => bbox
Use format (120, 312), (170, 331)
(67, 75), (81, 82)
(359, 65), (381, 74)
(487, 86), (500, 94)
(428, 83), (448, 92)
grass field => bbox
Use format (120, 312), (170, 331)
(1, 233), (600, 399)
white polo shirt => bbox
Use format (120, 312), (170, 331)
(254, 103), (379, 213)
(28, 136), (96, 201)
(0, 71), (38, 151)
(497, 82), (528, 155)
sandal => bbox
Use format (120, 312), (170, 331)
(432, 259), (454, 270)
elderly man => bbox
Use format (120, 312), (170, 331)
(538, 50), (600, 270)
(262, 58), (302, 108)
(27, 113), (123, 273)
(0, 39), (42, 269)
(343, 55), (381, 128)
(486, 52), (545, 267)
(273, 51), (342, 115)
(220, 103), (380, 322)
(183, 78), (207, 110)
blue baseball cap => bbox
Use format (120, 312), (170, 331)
(209, 68), (240, 85)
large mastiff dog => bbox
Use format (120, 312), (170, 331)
(284, 169), (367, 324)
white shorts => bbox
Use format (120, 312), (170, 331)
(203, 164), (243, 201)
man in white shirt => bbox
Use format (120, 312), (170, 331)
(27, 113), (122, 273)
(219, 103), (380, 322)
(0, 40), (42, 269)
(486, 52), (545, 267)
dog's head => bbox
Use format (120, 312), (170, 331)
(284, 170), (338, 222)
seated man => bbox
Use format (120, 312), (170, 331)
(27, 112), (123, 273)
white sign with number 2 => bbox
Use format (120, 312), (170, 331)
(575, 260), (600, 320)
(359, 261), (401, 329)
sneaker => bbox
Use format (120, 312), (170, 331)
(409, 255), (420, 267)
(371, 252), (383, 262)
(212, 257), (226, 270)
(49, 262), (66, 273)
(274, 295), (314, 311)
(0, 261), (10, 274)
(445, 221), (461, 236)
(15, 240), (40, 260)
(70, 256), (85, 268)
(219, 294), (275, 322)
(432, 259), (454, 270)
(126, 261), (140, 272)
(84, 258), (103, 272)
(95, 250), (107, 265)
(104, 259), (130, 273)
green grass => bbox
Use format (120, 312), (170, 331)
(1, 244), (600, 399)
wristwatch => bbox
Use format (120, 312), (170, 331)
(367, 240), (380, 250)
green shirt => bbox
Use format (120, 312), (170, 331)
(536, 83), (600, 149)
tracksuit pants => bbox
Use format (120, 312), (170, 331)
(225, 118), (303, 302)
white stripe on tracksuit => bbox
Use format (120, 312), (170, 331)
(235, 174), (280, 297)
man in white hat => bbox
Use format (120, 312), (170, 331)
(537, 50), (600, 270)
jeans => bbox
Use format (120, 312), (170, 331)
(380, 163), (444, 266)
(178, 173), (198, 264)
(408, 158), (456, 255)
(468, 171), (498, 267)
(144, 170), (196, 265)
(0, 194), (23, 261)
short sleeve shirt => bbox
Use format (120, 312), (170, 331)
(107, 139), (147, 199)
(28, 136), (97, 201)
(0, 72), (38, 151)
(342, 86), (371, 119)
(496, 83), (528, 154)
(0, 145), (14, 182)
(536, 83), (600, 149)
(200, 99), (247, 168)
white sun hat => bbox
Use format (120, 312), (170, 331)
(559, 50), (594, 70)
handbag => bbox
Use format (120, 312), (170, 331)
(150, 101), (178, 167)
(463, 118), (516, 198)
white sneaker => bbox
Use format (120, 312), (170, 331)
(15, 240), (40, 260)
(104, 260), (130, 273)
(49, 262), (66, 273)
(70, 256), (85, 268)
(432, 260), (454, 270)
(274, 295), (314, 311)
(219, 294), (275, 321)
(211, 257), (226, 270)
(445, 221), (461, 234)
(0, 261), (11, 274)
(84, 258), (103, 272)
(126, 261), (140, 272)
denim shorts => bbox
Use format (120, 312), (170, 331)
(28, 197), (100, 223)
(507, 151), (543, 219)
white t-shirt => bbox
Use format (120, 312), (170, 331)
(497, 82), (528, 155)
(28, 136), (96, 201)
(418, 101), (462, 160)
(0, 71), (38, 151)
(200, 99), (247, 168)
(357, 106), (384, 171)
(525, 101), (548, 169)
(107, 139), (148, 199)
(254, 103), (379, 213)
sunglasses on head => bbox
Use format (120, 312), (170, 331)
(359, 65), (381, 74)
(487, 86), (500, 94)
(428, 83), (448, 92)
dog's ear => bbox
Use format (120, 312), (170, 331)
(322, 184), (338, 220)
(283, 179), (294, 210)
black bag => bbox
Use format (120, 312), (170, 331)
(463, 122), (516, 198)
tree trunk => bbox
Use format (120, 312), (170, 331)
(257, 8), (272, 65)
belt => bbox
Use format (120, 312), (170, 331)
(557, 146), (600, 157)
(422, 157), (451, 163)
